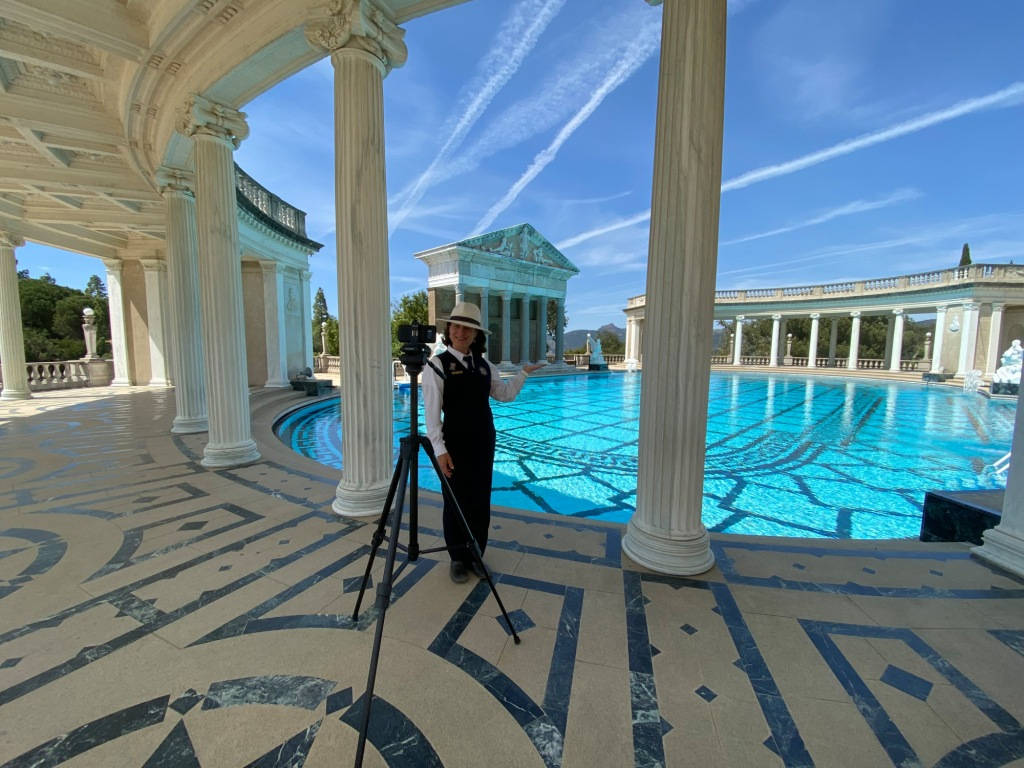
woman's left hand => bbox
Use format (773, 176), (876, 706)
(523, 362), (547, 374)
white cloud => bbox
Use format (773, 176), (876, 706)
(556, 210), (651, 250)
(721, 82), (1024, 193)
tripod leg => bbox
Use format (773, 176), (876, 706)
(419, 437), (521, 644)
(354, 446), (411, 767)
(352, 438), (409, 621)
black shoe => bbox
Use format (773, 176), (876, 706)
(450, 561), (469, 584)
(469, 560), (487, 579)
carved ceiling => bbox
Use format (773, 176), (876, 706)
(0, 0), (469, 261)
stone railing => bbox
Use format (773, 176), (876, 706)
(235, 164), (308, 238)
(0, 359), (113, 392)
(314, 355), (340, 375)
(704, 263), (1023, 305)
(709, 357), (928, 372)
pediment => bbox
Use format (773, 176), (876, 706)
(456, 223), (579, 274)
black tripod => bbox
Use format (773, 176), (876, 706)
(351, 335), (522, 768)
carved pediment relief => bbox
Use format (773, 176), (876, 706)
(456, 223), (579, 274)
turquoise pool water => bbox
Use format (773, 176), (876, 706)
(275, 372), (1016, 539)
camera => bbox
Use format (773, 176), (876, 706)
(397, 322), (436, 345)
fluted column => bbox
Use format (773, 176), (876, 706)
(101, 259), (132, 386)
(500, 290), (512, 366)
(307, 1), (406, 516)
(519, 294), (530, 363)
(260, 261), (289, 387)
(974, 386), (1024, 577)
(807, 313), (820, 368)
(182, 93), (259, 467)
(889, 309), (905, 372)
(157, 167), (207, 433)
(536, 297), (547, 362)
(731, 315), (744, 365)
(986, 302), (1005, 375)
(555, 297), (566, 363)
(932, 305), (948, 373)
(956, 302), (980, 376)
(768, 314), (781, 367)
(847, 311), (861, 370)
(0, 231), (30, 400)
(139, 259), (172, 386)
(623, 0), (725, 575)
(300, 269), (314, 372)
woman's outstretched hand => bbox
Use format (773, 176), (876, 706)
(438, 452), (454, 477)
(523, 362), (547, 374)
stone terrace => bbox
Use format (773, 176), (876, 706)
(1, 387), (1022, 767)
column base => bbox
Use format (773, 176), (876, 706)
(201, 439), (260, 468)
(972, 526), (1024, 579)
(264, 378), (290, 388)
(148, 378), (173, 387)
(622, 517), (715, 576)
(498, 361), (518, 374)
(1, 388), (32, 400)
(111, 377), (133, 387)
(172, 416), (209, 434)
(333, 480), (391, 518)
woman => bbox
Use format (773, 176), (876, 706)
(421, 301), (545, 583)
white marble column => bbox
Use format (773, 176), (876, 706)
(500, 289), (513, 367)
(455, 284), (465, 304)
(260, 261), (289, 387)
(519, 295), (530, 363)
(139, 259), (172, 386)
(536, 297), (547, 362)
(157, 167), (207, 433)
(0, 231), (31, 400)
(623, 0), (725, 576)
(883, 315), (895, 367)
(183, 94), (260, 468)
(807, 313), (820, 368)
(828, 318), (839, 366)
(101, 259), (133, 386)
(731, 315), (744, 365)
(555, 296), (566, 364)
(479, 287), (489, 335)
(307, 2), (406, 515)
(956, 302), (980, 376)
(986, 302), (1005, 376)
(974, 386), (1024, 577)
(889, 308), (905, 372)
(932, 305), (948, 373)
(769, 314), (781, 367)
(847, 311), (861, 370)
(300, 269), (314, 372)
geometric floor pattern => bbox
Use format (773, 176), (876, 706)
(2, 386), (1023, 766)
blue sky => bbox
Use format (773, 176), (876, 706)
(18, 0), (1024, 331)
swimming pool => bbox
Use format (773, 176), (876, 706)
(275, 372), (1015, 539)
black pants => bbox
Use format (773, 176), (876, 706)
(442, 430), (495, 562)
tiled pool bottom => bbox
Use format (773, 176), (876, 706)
(275, 372), (1016, 539)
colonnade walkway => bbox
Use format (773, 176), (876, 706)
(1, 387), (1022, 767)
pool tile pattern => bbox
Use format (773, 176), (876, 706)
(279, 373), (1014, 539)
(1, 386), (1023, 767)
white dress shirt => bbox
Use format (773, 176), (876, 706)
(421, 351), (527, 458)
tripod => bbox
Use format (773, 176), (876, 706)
(351, 340), (522, 768)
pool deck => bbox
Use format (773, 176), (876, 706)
(1, 385), (1022, 767)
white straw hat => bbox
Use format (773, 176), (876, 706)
(441, 301), (490, 334)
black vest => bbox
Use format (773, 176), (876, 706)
(435, 350), (494, 448)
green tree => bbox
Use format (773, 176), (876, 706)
(596, 328), (624, 356)
(84, 274), (107, 299)
(390, 290), (429, 357)
(309, 288), (338, 356)
(959, 243), (971, 266)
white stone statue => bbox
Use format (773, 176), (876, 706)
(587, 333), (605, 365)
(993, 339), (1023, 384)
(82, 307), (99, 359)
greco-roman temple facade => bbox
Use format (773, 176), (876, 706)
(416, 222), (578, 371)
(0, 0), (1022, 582)
(624, 263), (1024, 380)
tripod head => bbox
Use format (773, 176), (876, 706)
(396, 321), (435, 376)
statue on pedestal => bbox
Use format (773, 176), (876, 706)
(992, 339), (1022, 395)
(587, 333), (605, 365)
(82, 307), (99, 360)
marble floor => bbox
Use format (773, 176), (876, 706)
(1, 386), (1022, 768)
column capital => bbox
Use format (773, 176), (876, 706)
(992, 302), (1007, 312)
(181, 94), (249, 148)
(0, 231), (24, 249)
(306, 0), (407, 74)
(771, 313), (782, 321)
(963, 301), (980, 311)
(138, 258), (167, 272)
(892, 308), (904, 316)
(259, 260), (282, 277)
(936, 304), (948, 312)
(155, 166), (195, 197)
(735, 314), (745, 321)
(810, 312), (820, 320)
(100, 258), (124, 275)
(850, 310), (861, 318)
